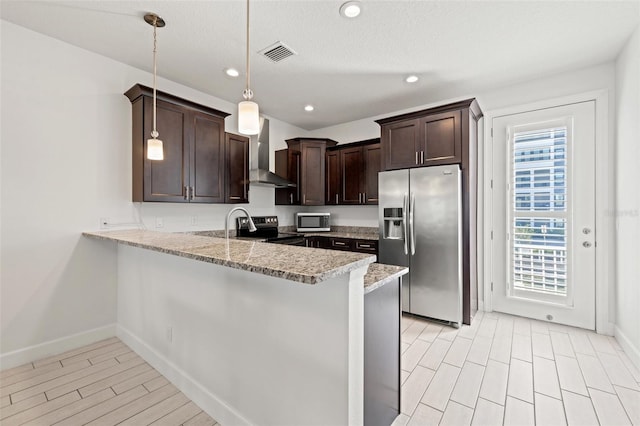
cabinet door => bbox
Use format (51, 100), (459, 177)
(330, 237), (355, 251)
(364, 143), (380, 204)
(274, 149), (293, 205)
(300, 142), (325, 205)
(381, 119), (421, 170)
(289, 150), (302, 205)
(143, 97), (190, 202)
(355, 239), (378, 254)
(326, 150), (340, 205)
(420, 110), (461, 165)
(340, 146), (364, 204)
(225, 133), (249, 203)
(190, 112), (225, 203)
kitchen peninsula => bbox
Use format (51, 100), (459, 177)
(83, 229), (406, 426)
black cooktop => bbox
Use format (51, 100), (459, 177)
(236, 216), (302, 243)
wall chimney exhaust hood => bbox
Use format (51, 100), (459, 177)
(249, 117), (296, 188)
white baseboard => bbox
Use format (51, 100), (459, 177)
(117, 325), (251, 426)
(615, 325), (640, 372)
(0, 323), (117, 370)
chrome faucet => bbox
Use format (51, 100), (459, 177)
(225, 207), (257, 239)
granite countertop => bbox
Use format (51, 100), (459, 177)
(363, 264), (408, 294)
(83, 229), (375, 285)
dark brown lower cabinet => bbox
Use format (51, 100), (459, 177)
(305, 236), (378, 255)
(364, 277), (401, 426)
(225, 133), (249, 203)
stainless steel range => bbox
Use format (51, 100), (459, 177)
(236, 216), (305, 246)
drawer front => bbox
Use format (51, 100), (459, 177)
(330, 238), (354, 251)
(355, 240), (378, 253)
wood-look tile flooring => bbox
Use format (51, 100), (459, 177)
(392, 311), (640, 426)
(0, 338), (218, 426)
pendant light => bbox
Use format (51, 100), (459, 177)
(238, 0), (260, 135)
(144, 13), (166, 160)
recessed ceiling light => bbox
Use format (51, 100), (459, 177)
(304, 105), (315, 112)
(225, 68), (240, 77)
(405, 75), (419, 83)
(340, 1), (362, 18)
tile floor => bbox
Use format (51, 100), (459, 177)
(0, 337), (218, 425)
(392, 311), (640, 426)
(2, 313), (639, 425)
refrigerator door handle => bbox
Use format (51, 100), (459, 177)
(403, 193), (409, 255)
(410, 192), (416, 255)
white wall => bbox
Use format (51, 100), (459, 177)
(0, 20), (307, 361)
(614, 26), (640, 366)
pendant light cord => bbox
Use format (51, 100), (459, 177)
(152, 20), (159, 138)
(244, 0), (252, 100)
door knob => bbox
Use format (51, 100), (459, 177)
(582, 228), (591, 234)
(583, 241), (592, 248)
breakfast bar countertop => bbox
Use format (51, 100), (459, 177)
(83, 229), (376, 285)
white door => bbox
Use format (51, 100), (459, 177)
(491, 101), (596, 329)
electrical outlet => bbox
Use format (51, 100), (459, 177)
(156, 217), (164, 228)
(100, 218), (109, 229)
(191, 216), (198, 226)
(166, 326), (173, 343)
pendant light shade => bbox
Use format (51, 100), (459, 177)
(238, 0), (259, 136)
(147, 135), (164, 160)
(145, 13), (165, 160)
(238, 100), (260, 135)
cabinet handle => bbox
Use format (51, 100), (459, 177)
(290, 193), (293, 204)
(190, 186), (194, 200)
(336, 193), (338, 204)
(229, 196), (241, 200)
(358, 243), (372, 248)
(334, 241), (346, 246)
(184, 186), (189, 200)
(416, 152), (419, 165)
(421, 151), (425, 164)
(303, 194), (306, 204)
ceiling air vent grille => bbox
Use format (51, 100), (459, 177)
(259, 41), (297, 63)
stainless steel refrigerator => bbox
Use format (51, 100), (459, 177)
(378, 165), (462, 326)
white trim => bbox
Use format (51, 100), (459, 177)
(483, 90), (613, 335)
(0, 324), (117, 370)
(117, 324), (252, 426)
(615, 326), (640, 372)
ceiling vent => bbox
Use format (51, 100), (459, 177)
(259, 41), (297, 63)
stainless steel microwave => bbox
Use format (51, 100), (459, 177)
(296, 213), (331, 232)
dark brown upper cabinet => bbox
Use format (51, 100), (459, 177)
(340, 146), (364, 205)
(275, 138), (338, 205)
(125, 84), (229, 203)
(363, 143), (381, 204)
(325, 150), (340, 205)
(325, 139), (380, 206)
(377, 103), (469, 170)
(225, 133), (250, 204)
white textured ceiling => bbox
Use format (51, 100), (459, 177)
(1, 1), (639, 130)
